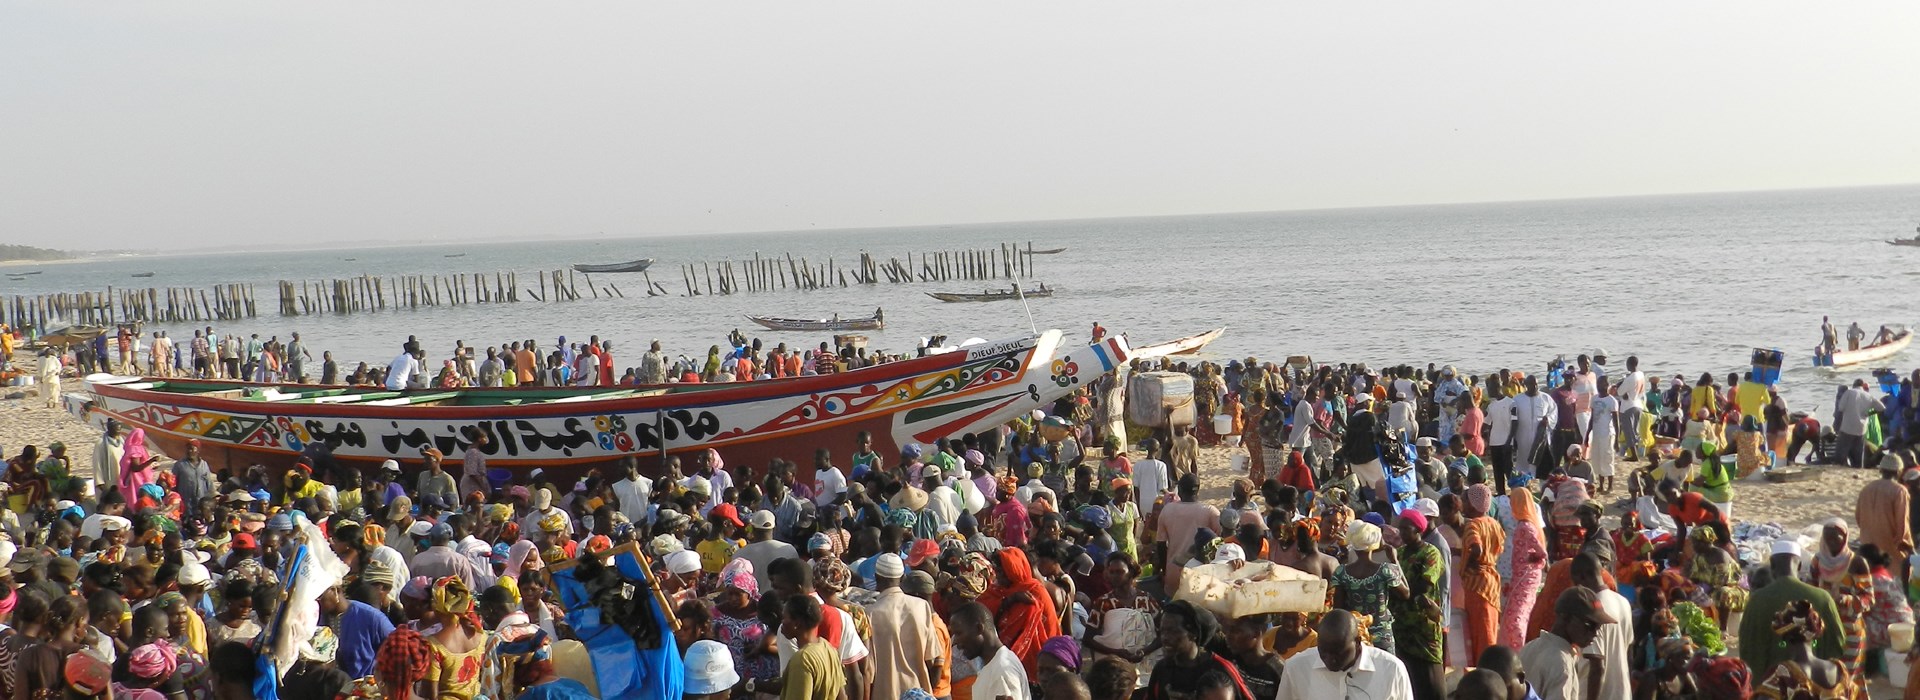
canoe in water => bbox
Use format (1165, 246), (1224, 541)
(1814, 328), (1912, 367)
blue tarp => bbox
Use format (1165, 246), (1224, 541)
(550, 551), (683, 700)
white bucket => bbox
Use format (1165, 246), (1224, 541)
(1891, 657), (1911, 689)
(1230, 452), (1249, 473)
(1892, 622), (1915, 653)
(1212, 413), (1234, 436)
(1224, 435), (1242, 448)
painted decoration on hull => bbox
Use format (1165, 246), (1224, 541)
(73, 332), (1129, 469)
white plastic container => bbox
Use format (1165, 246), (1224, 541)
(1890, 657), (1910, 689)
(1212, 413), (1234, 436)
(1892, 622), (1915, 653)
(1230, 452), (1249, 473)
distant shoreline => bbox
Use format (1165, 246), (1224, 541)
(0, 257), (91, 268)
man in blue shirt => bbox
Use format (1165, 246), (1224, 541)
(319, 582), (396, 679)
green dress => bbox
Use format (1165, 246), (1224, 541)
(1391, 542), (1445, 664)
(1107, 501), (1139, 561)
(1332, 561), (1406, 655)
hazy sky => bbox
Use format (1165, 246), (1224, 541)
(5, 2), (1918, 249)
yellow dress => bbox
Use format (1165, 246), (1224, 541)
(425, 637), (490, 700)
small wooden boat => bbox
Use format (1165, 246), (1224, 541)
(444, 253), (466, 258)
(70, 330), (1133, 478)
(1132, 327), (1226, 359)
(1814, 327), (1913, 367)
(927, 284), (1054, 303)
(747, 309), (885, 332)
(1890, 238), (1920, 247)
(131, 272), (155, 278)
(572, 259), (655, 274)
(1032, 247), (1067, 255)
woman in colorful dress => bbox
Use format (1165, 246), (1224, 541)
(1392, 510), (1448, 700)
(1329, 521), (1407, 654)
(1860, 544), (1914, 653)
(423, 577), (492, 700)
(1084, 551), (1161, 687)
(1684, 526), (1749, 633)
(1753, 600), (1857, 700)
(1459, 484), (1505, 666)
(1500, 485), (1548, 648)
(1810, 519), (1871, 680)
(710, 559), (778, 687)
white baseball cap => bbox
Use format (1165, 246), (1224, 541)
(178, 561), (212, 587)
(750, 510), (776, 530)
(682, 640), (741, 696)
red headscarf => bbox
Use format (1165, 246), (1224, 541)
(975, 548), (1061, 680)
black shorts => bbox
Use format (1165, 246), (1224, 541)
(193, 357), (210, 371)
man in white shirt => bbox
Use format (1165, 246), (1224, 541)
(1287, 388), (1317, 451)
(812, 449), (847, 507)
(1274, 610), (1412, 700)
(1485, 376), (1518, 493)
(1131, 438), (1171, 513)
(1519, 586), (1614, 700)
(1572, 554), (1632, 700)
(1836, 379), (1877, 468)
(608, 457), (653, 526)
(1616, 356), (1648, 462)
(950, 601), (1031, 700)
(1515, 377), (1556, 475)
(385, 344), (421, 391)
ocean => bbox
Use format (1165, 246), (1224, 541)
(8, 183), (1918, 419)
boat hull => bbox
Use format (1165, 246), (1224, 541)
(926, 290), (1054, 303)
(72, 332), (1130, 479)
(572, 259), (655, 273)
(746, 316), (883, 332)
(1132, 327), (1226, 359)
(1814, 329), (1913, 367)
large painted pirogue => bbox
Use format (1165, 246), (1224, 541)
(69, 330), (1129, 478)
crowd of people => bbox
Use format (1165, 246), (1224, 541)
(49, 323), (936, 392)
(9, 325), (1920, 700)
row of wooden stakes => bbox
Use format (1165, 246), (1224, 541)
(678, 242), (1043, 296)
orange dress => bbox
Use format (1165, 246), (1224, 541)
(1460, 515), (1506, 664)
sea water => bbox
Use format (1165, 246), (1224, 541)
(7, 183), (1917, 419)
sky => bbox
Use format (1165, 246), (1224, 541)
(3, 2), (1918, 250)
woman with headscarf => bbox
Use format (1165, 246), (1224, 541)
(1500, 485), (1548, 648)
(423, 576), (490, 700)
(1459, 484), (1504, 665)
(976, 547), (1061, 681)
(1142, 600), (1254, 700)
(1106, 479), (1140, 561)
(712, 558), (778, 687)
(812, 555), (872, 645)
(339, 627), (435, 700)
(1330, 520), (1408, 654)
(119, 428), (162, 501)
(1391, 510), (1446, 700)
(1810, 518), (1869, 679)
(1752, 600), (1855, 700)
